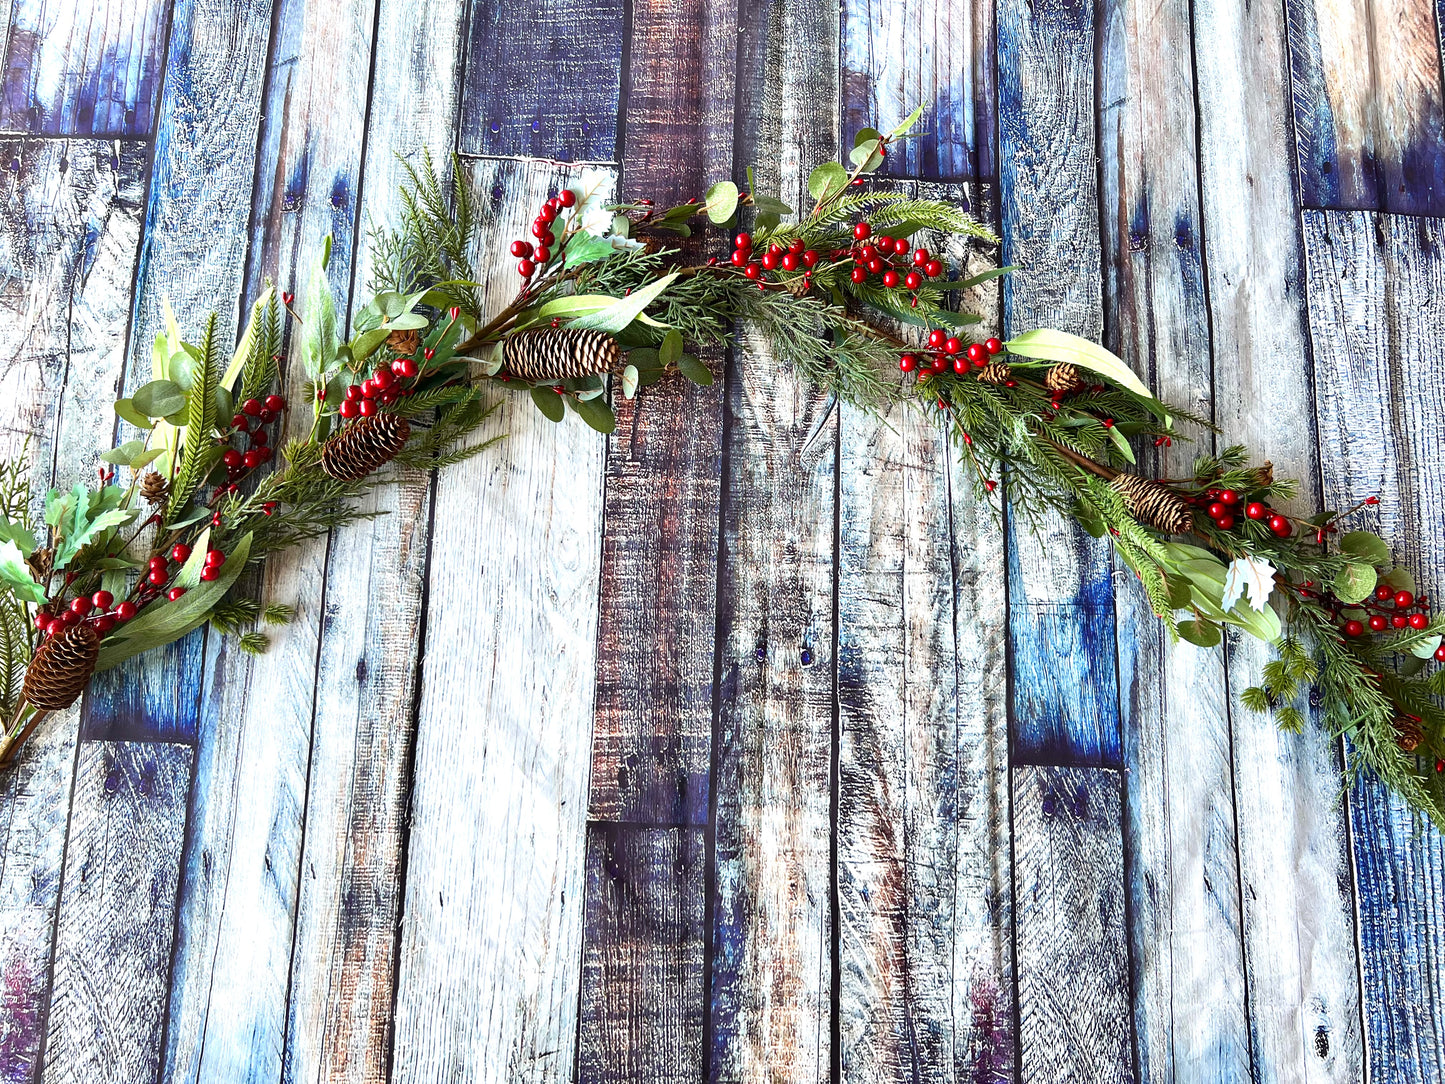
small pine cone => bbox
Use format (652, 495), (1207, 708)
(1110, 473), (1194, 535)
(1043, 363), (1084, 394)
(502, 328), (621, 383)
(23, 624), (100, 712)
(782, 276), (811, 298)
(1254, 460), (1275, 488)
(976, 361), (1012, 385)
(139, 471), (169, 506)
(387, 328), (421, 355)
(320, 413), (412, 481)
(1394, 716), (1425, 754)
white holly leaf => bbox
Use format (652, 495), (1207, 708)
(1222, 555), (1277, 612)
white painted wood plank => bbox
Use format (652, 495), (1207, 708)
(0, 139), (146, 1084)
(389, 157), (609, 1084)
(1192, 0), (1366, 1076)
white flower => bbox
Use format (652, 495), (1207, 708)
(1222, 555), (1277, 612)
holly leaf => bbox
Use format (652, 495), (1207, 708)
(1222, 555), (1277, 612)
(0, 539), (45, 604)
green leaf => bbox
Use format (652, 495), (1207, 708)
(659, 329), (683, 368)
(171, 527), (211, 590)
(849, 138), (883, 171)
(349, 327), (392, 365)
(567, 272), (679, 335)
(531, 386), (565, 422)
(0, 539), (44, 604)
(94, 533), (253, 673)
(853, 126), (883, 149)
(1333, 561), (1377, 605)
(222, 286), (274, 391)
(113, 398), (155, 431)
(1178, 618), (1222, 648)
(302, 238), (339, 377)
(561, 233), (616, 266)
(101, 440), (146, 465)
(887, 103), (926, 139)
(957, 266), (1018, 289)
(1005, 329), (1167, 420)
(621, 364), (640, 400)
(1340, 531), (1391, 567)
(808, 162), (849, 203)
(569, 395), (616, 434)
(1382, 567), (1416, 594)
(677, 353), (713, 386)
(751, 194), (793, 216)
(1106, 424), (1136, 464)
(132, 379), (187, 418)
(1410, 633), (1443, 660)
(169, 312), (221, 515)
(1071, 499), (1107, 538)
(704, 181), (739, 224)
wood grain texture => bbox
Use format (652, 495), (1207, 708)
(1193, 0), (1367, 1075)
(0, 138), (144, 1084)
(836, 186), (1013, 1084)
(389, 157), (609, 1084)
(840, 0), (996, 179)
(1303, 208), (1445, 1084)
(1012, 765), (1131, 1082)
(40, 742), (191, 1084)
(1096, 0), (1252, 1077)
(578, 825), (708, 1081)
(1285, 0), (1445, 214)
(281, 2), (470, 1081)
(0, 0), (170, 136)
(458, 0), (625, 162)
(159, 1), (381, 1079)
(997, 0), (1120, 768)
(708, 2), (837, 1079)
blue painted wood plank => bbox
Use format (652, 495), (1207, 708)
(1304, 207), (1445, 1084)
(457, 0), (625, 162)
(997, 0), (1118, 768)
(0, 0), (171, 136)
(840, 0), (996, 179)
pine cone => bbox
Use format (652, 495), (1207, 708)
(23, 624), (100, 711)
(502, 328), (621, 383)
(976, 362), (1012, 385)
(1254, 461), (1275, 488)
(1394, 716), (1425, 754)
(387, 328), (421, 356)
(320, 412), (411, 481)
(1043, 363), (1084, 395)
(1110, 473), (1194, 535)
(140, 471), (169, 506)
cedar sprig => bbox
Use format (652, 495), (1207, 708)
(167, 312), (223, 518)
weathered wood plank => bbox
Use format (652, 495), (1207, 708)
(997, 0), (1120, 768)
(1303, 207), (1445, 1084)
(457, 0), (625, 162)
(708, 2), (837, 1079)
(1096, 0), (1252, 1077)
(1012, 765), (1131, 1081)
(389, 157), (609, 1084)
(40, 742), (191, 1084)
(159, 1), (381, 1079)
(1192, 0), (1367, 1075)
(1285, 0), (1445, 214)
(840, 0), (996, 179)
(0, 138), (145, 1084)
(579, 825), (709, 1080)
(280, 2), (470, 1081)
(0, 0), (170, 136)
(835, 184), (1014, 1084)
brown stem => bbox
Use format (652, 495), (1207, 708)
(0, 704), (47, 767)
(1043, 437), (1119, 482)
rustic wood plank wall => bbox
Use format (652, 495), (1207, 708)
(0, 0), (1444, 1081)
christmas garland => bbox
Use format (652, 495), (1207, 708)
(0, 109), (1441, 835)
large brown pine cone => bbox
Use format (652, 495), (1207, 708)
(1109, 473), (1194, 535)
(387, 328), (422, 355)
(320, 412), (411, 481)
(1043, 362), (1084, 394)
(23, 624), (100, 711)
(502, 328), (621, 383)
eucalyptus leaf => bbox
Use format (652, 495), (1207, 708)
(853, 126), (882, 148)
(114, 398), (155, 431)
(807, 162), (848, 203)
(677, 353), (713, 386)
(1410, 632), (1443, 660)
(1072, 499), (1107, 538)
(1340, 531), (1391, 567)
(531, 386), (565, 423)
(1178, 618), (1222, 648)
(659, 329), (683, 368)
(101, 440), (146, 465)
(621, 364), (639, 400)
(570, 394), (616, 434)
(1333, 561), (1377, 605)
(563, 233), (618, 266)
(704, 181), (739, 224)
(132, 379), (187, 419)
(751, 194), (792, 216)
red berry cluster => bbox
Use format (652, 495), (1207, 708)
(845, 221), (944, 296)
(899, 332), (1004, 376)
(220, 394), (288, 485)
(1197, 487), (1293, 538)
(729, 232), (819, 289)
(1338, 585), (1438, 650)
(512, 188), (576, 278)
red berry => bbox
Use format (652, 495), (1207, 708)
(966, 343), (986, 364)
(866, 257), (885, 274)
(205, 549), (225, 567)
(167, 586), (187, 602)
(953, 356), (968, 375)
(258, 407), (276, 424)
(745, 263), (762, 280)
(265, 395), (287, 414)
(45, 618), (65, 636)
(117, 601), (138, 621)
(944, 337), (963, 356)
(243, 449), (264, 469)
(538, 229), (554, 247)
(242, 398), (263, 416)
(904, 271), (923, 290)
(1409, 613), (1429, 630)
(984, 337), (1003, 354)
(537, 204), (556, 223)
(1218, 489), (1239, 505)
(222, 449), (243, 468)
(928, 329), (946, 349)
(1375, 584), (1394, 601)
(200, 566), (219, 582)
(1369, 615), (1389, 631)
(1436, 645), (1445, 662)
(912, 248), (930, 266)
(1343, 620), (1365, 638)
(148, 567), (168, 586)
(1393, 614), (1410, 629)
(882, 269), (899, 287)
(850, 266), (867, 283)
(899, 354), (918, 373)
(788, 238), (806, 255)
(339, 399), (359, 419)
(730, 249), (748, 266)
(149, 555), (167, 570)
(92, 590), (114, 610)
(734, 232), (751, 249)
(345, 384), (363, 401)
(93, 616), (115, 634)
(250, 428), (269, 447)
(985, 480), (997, 493)
(1268, 515), (1291, 537)
(171, 544), (191, 564)
(517, 258), (535, 277)
(781, 252), (799, 271)
(1245, 502), (1266, 520)
(359, 398), (377, 417)
(761, 251), (779, 270)
(361, 379), (376, 398)
(924, 259), (943, 278)
(70, 597), (91, 616)
(373, 367), (395, 390)
(558, 189), (576, 208)
(510, 240), (531, 258)
(892, 237), (910, 256)
(397, 358), (418, 378)
(802, 250), (819, 267)
(853, 221), (871, 240)
(859, 245), (877, 262)
(1208, 502), (1226, 519)
(1395, 590), (1415, 608)
(1215, 514), (1236, 530)
(534, 246), (551, 263)
(232, 414), (249, 431)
